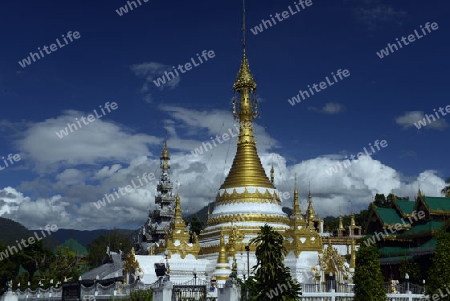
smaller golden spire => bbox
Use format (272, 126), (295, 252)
(270, 164), (274, 183)
(339, 216), (344, 230)
(306, 185), (316, 222)
(291, 173), (302, 219)
(218, 230), (228, 265)
(350, 238), (356, 269)
(350, 213), (356, 227)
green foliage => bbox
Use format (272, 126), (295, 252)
(353, 243), (386, 301)
(188, 216), (204, 243)
(16, 240), (54, 285)
(39, 246), (82, 286)
(399, 257), (421, 284)
(426, 231), (450, 300)
(129, 289), (153, 301)
(249, 224), (301, 301)
(87, 229), (132, 268)
(441, 177), (450, 197)
(0, 243), (20, 295)
(238, 276), (258, 301)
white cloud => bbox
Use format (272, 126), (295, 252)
(395, 111), (448, 130)
(0, 107), (447, 230)
(345, 0), (408, 30)
(131, 62), (181, 94)
(308, 103), (345, 115)
(16, 110), (161, 173)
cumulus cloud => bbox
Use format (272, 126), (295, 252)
(16, 110), (161, 173)
(0, 106), (447, 230)
(395, 111), (448, 130)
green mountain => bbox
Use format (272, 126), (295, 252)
(0, 217), (60, 249)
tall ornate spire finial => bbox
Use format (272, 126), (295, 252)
(219, 0), (273, 190)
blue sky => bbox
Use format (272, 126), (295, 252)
(0, 0), (449, 230)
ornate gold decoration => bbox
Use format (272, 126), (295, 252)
(206, 213), (290, 227)
(164, 194), (200, 259)
(318, 242), (351, 281)
(123, 247), (140, 284)
(227, 225), (243, 258)
(214, 188), (281, 206)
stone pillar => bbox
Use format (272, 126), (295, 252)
(218, 281), (240, 301)
(153, 281), (172, 301)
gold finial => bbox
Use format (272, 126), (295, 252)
(306, 186), (316, 223)
(350, 213), (356, 227)
(160, 130), (170, 171)
(270, 164), (274, 183)
(339, 216), (344, 230)
(294, 172), (298, 196)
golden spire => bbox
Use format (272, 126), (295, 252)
(306, 185), (316, 222)
(291, 173), (302, 218)
(220, 0), (273, 189)
(350, 213), (356, 227)
(218, 230), (228, 265)
(339, 216), (344, 230)
(350, 238), (356, 269)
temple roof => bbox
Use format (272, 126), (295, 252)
(58, 238), (88, 255)
(375, 207), (404, 225)
(394, 199), (415, 215)
(422, 196), (450, 211)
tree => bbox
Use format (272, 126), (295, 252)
(426, 231), (450, 300)
(353, 243), (386, 301)
(40, 246), (82, 286)
(0, 243), (20, 295)
(399, 257), (421, 284)
(441, 177), (450, 197)
(16, 240), (54, 285)
(188, 216), (204, 243)
(249, 224), (301, 301)
(87, 229), (132, 268)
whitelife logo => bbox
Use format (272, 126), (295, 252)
(18, 31), (81, 68)
(93, 171), (156, 209)
(249, 0), (313, 35)
(0, 224), (58, 261)
(55, 102), (118, 139)
(152, 50), (215, 88)
(414, 105), (450, 129)
(287, 69), (350, 106)
(0, 153), (21, 172)
(325, 140), (388, 176)
(115, 0), (149, 16)
(363, 210), (425, 247)
(376, 22), (439, 59)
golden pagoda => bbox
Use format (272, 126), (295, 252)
(199, 0), (290, 255)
